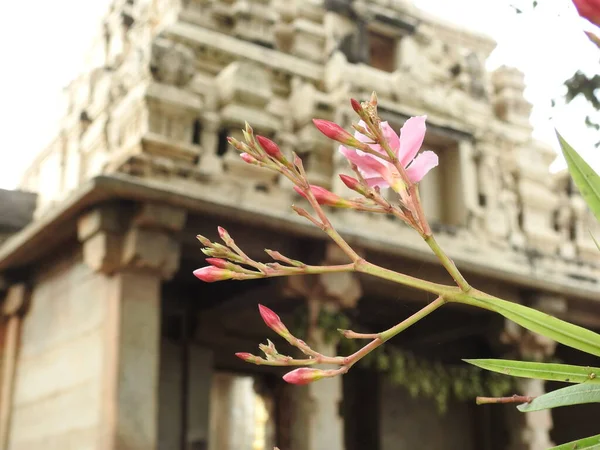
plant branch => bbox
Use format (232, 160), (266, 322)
(424, 235), (471, 292)
(476, 395), (535, 405)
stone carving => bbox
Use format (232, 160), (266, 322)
(150, 38), (196, 87)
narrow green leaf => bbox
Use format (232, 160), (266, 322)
(551, 434), (600, 449)
(557, 131), (600, 221)
(458, 294), (600, 357)
(463, 359), (600, 384)
(590, 231), (600, 252)
(517, 383), (600, 412)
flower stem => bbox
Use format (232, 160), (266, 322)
(378, 296), (446, 342)
(355, 260), (450, 296)
(343, 296), (445, 367)
(424, 235), (471, 292)
(476, 395), (534, 405)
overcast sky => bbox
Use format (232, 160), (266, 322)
(0, 0), (598, 190)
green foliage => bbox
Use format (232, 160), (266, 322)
(464, 359), (600, 384)
(550, 434), (600, 449)
(558, 132), (600, 222)
(517, 383), (600, 412)
(462, 293), (600, 357)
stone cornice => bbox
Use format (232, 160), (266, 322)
(0, 173), (598, 303)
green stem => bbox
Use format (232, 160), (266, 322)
(379, 296), (446, 341)
(424, 235), (471, 292)
(344, 296), (446, 367)
(355, 260), (450, 296)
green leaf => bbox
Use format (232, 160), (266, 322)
(557, 131), (600, 221)
(590, 231), (600, 252)
(464, 359), (600, 384)
(517, 383), (600, 412)
(551, 434), (600, 449)
(459, 294), (600, 357)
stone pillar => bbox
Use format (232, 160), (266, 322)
(77, 202), (186, 450)
(0, 284), (28, 449)
(198, 112), (223, 176)
(500, 317), (557, 450)
(284, 245), (362, 450)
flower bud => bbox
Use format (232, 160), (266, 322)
(573, 0), (600, 27)
(193, 266), (235, 282)
(258, 304), (291, 338)
(256, 135), (284, 160)
(283, 368), (326, 385)
(235, 352), (256, 362)
(218, 226), (231, 242)
(339, 175), (360, 191)
(240, 152), (258, 165)
(196, 234), (212, 247)
(312, 119), (363, 148)
(350, 98), (363, 114)
(205, 257), (229, 269)
(294, 185), (352, 208)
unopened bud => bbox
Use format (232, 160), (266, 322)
(196, 234), (212, 247)
(240, 152), (258, 165)
(256, 135), (284, 160)
(339, 174), (360, 191)
(294, 185), (352, 208)
(235, 352), (256, 362)
(218, 226), (231, 242)
(205, 257), (230, 269)
(312, 119), (360, 147)
(350, 98), (363, 114)
(258, 304), (291, 338)
(283, 368), (326, 385)
(193, 266), (235, 282)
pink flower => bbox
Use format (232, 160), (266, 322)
(258, 304), (291, 338)
(283, 368), (326, 385)
(293, 185), (351, 208)
(193, 266), (235, 282)
(573, 0), (600, 27)
(339, 116), (438, 189)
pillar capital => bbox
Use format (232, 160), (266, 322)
(77, 201), (187, 279)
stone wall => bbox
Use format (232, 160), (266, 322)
(8, 250), (107, 449)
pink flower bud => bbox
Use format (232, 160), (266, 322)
(235, 352), (255, 362)
(339, 174), (361, 191)
(573, 0), (600, 27)
(240, 153), (258, 164)
(258, 304), (290, 338)
(350, 98), (363, 114)
(256, 135), (284, 160)
(293, 185), (352, 208)
(205, 257), (229, 269)
(283, 368), (326, 385)
(217, 226), (230, 242)
(312, 119), (361, 147)
(193, 266), (235, 282)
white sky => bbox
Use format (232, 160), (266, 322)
(0, 0), (598, 190)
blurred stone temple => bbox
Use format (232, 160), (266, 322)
(0, 0), (599, 449)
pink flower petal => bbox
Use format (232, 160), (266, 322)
(381, 122), (400, 155)
(364, 176), (389, 189)
(353, 120), (373, 143)
(405, 151), (439, 183)
(339, 146), (387, 179)
(399, 116), (427, 167)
